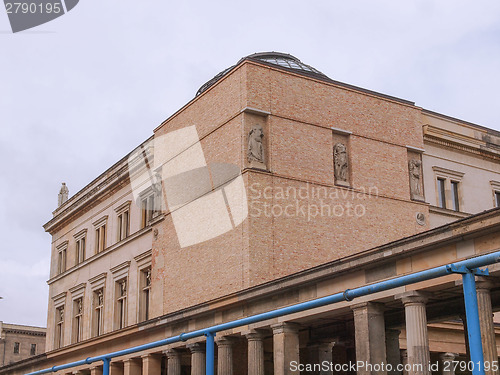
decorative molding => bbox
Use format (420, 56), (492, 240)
(240, 107), (271, 116)
(92, 215), (108, 228)
(429, 205), (470, 218)
(73, 228), (88, 241)
(56, 241), (69, 251)
(490, 180), (500, 191)
(331, 127), (352, 135)
(69, 283), (86, 300)
(134, 250), (152, 268)
(110, 261), (130, 280)
(114, 200), (132, 214)
(432, 166), (465, 181)
(52, 292), (67, 308)
(406, 145), (425, 153)
(89, 273), (107, 290)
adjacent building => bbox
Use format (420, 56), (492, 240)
(2, 52), (500, 375)
(0, 322), (46, 367)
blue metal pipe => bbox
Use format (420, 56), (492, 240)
(25, 250), (500, 375)
(462, 271), (486, 375)
(102, 358), (110, 375)
(205, 332), (215, 375)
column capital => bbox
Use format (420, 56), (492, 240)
(215, 335), (237, 346)
(351, 301), (385, 313)
(243, 329), (267, 341)
(140, 353), (162, 359)
(164, 348), (183, 359)
(396, 291), (430, 305)
(439, 352), (458, 361)
(270, 322), (300, 334)
(187, 342), (206, 353)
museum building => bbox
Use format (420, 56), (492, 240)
(2, 52), (500, 375)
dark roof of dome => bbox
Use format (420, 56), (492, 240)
(195, 52), (329, 97)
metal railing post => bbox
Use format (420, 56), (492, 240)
(462, 270), (486, 375)
(205, 332), (215, 375)
(102, 358), (110, 375)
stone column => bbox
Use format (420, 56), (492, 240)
(439, 352), (458, 375)
(398, 292), (430, 375)
(476, 279), (499, 375)
(90, 366), (103, 375)
(351, 302), (387, 375)
(165, 348), (182, 375)
(216, 336), (235, 375)
(271, 322), (301, 375)
(141, 354), (162, 375)
(188, 342), (206, 375)
(307, 342), (335, 375)
(109, 362), (124, 375)
(386, 329), (401, 375)
(123, 358), (142, 375)
(245, 330), (266, 375)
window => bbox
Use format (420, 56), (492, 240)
(496, 191), (500, 208)
(115, 201), (131, 242)
(141, 268), (151, 322)
(93, 216), (108, 254)
(115, 279), (127, 329)
(141, 194), (156, 228)
(73, 298), (83, 343)
(451, 181), (460, 211)
(93, 289), (104, 337)
(55, 306), (64, 349)
(13, 342), (20, 354)
(74, 229), (87, 265)
(432, 167), (464, 212)
(56, 241), (68, 275)
(30, 344), (36, 356)
(491, 181), (500, 208)
(437, 178), (446, 209)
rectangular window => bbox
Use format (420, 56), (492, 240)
(73, 298), (83, 343)
(140, 268), (151, 322)
(30, 344), (36, 356)
(437, 178), (446, 209)
(451, 181), (460, 211)
(55, 306), (64, 349)
(75, 237), (86, 265)
(115, 279), (127, 329)
(13, 342), (20, 354)
(95, 225), (106, 253)
(93, 289), (104, 337)
(117, 210), (130, 241)
(141, 195), (155, 228)
(495, 191), (500, 208)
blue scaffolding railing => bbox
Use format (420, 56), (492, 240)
(27, 250), (500, 375)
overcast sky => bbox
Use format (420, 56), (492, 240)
(1, 0), (500, 328)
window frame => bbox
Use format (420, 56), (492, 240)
(92, 216), (108, 254)
(56, 241), (68, 275)
(432, 166), (464, 212)
(115, 201), (131, 242)
(73, 229), (87, 266)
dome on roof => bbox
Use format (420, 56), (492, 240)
(195, 52), (328, 97)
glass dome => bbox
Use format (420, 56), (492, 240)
(196, 52), (328, 97)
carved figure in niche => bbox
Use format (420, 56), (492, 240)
(334, 143), (348, 182)
(247, 124), (265, 164)
(120, 280), (127, 296)
(57, 182), (69, 207)
(409, 159), (422, 197)
(77, 299), (83, 314)
(97, 290), (104, 306)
